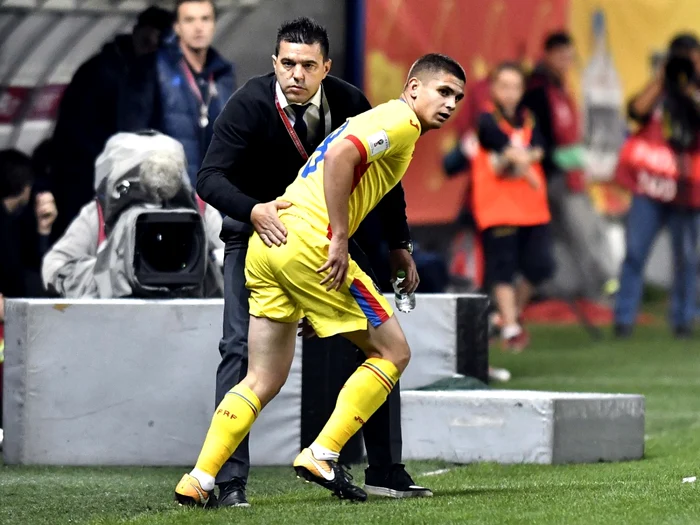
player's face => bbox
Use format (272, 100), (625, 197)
(273, 41), (331, 104)
(491, 69), (524, 114)
(175, 1), (216, 52)
(409, 73), (465, 131)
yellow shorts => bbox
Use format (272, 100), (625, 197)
(245, 215), (393, 338)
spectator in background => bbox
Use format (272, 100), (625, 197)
(523, 32), (618, 301)
(128, 0), (235, 186)
(0, 149), (57, 302)
(470, 63), (553, 351)
(49, 6), (173, 242)
(613, 34), (700, 338)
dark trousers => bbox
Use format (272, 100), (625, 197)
(215, 242), (402, 486)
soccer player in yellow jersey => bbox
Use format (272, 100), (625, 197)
(175, 53), (465, 505)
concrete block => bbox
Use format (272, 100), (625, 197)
(401, 390), (645, 464)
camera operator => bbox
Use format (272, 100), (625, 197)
(614, 34), (700, 338)
(42, 132), (224, 299)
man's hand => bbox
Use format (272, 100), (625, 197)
(35, 192), (57, 236)
(317, 236), (349, 291)
(251, 200), (291, 247)
(390, 249), (419, 293)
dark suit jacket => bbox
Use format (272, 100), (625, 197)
(195, 72), (411, 252)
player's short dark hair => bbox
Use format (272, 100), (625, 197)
(275, 17), (330, 60)
(544, 31), (573, 51)
(0, 149), (34, 199)
(174, 0), (217, 21)
(407, 53), (466, 84)
(491, 61), (525, 82)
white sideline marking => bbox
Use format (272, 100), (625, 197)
(420, 468), (451, 477)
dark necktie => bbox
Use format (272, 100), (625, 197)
(291, 104), (313, 154)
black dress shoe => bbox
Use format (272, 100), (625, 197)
(364, 464), (433, 498)
(613, 324), (633, 339)
(217, 479), (250, 508)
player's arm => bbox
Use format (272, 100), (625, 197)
(316, 139), (362, 291)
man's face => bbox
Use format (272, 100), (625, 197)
(492, 69), (524, 112)
(175, 1), (216, 52)
(546, 44), (575, 77)
(132, 26), (161, 56)
(408, 72), (465, 131)
(272, 41), (331, 104)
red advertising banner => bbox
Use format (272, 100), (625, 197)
(364, 0), (569, 224)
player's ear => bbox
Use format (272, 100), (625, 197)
(408, 77), (420, 99)
(322, 58), (332, 78)
(271, 55), (278, 69)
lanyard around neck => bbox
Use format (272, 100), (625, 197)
(274, 86), (331, 161)
(181, 59), (216, 128)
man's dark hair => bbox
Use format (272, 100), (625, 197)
(0, 149), (34, 199)
(275, 17), (330, 60)
(491, 61), (525, 82)
(136, 6), (174, 32)
(544, 31), (573, 51)
(669, 33), (700, 56)
(174, 0), (217, 20)
(407, 53), (466, 83)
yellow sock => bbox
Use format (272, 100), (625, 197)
(194, 384), (261, 477)
(315, 358), (400, 453)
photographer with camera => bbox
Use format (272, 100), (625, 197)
(613, 34), (700, 338)
(42, 132), (224, 299)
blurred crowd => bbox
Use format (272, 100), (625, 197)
(2, 7), (700, 353)
(443, 30), (700, 352)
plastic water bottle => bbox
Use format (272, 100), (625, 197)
(393, 270), (416, 313)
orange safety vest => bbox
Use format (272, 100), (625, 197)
(470, 110), (550, 231)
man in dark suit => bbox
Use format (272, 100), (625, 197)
(196, 17), (430, 506)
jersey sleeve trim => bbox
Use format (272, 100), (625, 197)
(346, 134), (368, 165)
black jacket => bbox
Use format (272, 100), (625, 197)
(196, 72), (411, 251)
(50, 34), (148, 240)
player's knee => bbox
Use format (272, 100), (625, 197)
(242, 372), (287, 407)
(376, 337), (411, 374)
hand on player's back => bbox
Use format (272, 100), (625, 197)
(317, 236), (349, 291)
(251, 200), (292, 247)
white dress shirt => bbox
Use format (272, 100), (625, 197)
(275, 81), (325, 146)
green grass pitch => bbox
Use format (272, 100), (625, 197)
(2, 324), (699, 524)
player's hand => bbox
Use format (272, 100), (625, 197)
(251, 200), (291, 247)
(297, 318), (317, 339)
(389, 249), (420, 293)
(317, 236), (349, 291)
(35, 192), (58, 236)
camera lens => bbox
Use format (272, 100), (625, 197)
(139, 222), (196, 272)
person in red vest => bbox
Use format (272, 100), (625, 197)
(471, 62), (554, 351)
(614, 34), (700, 338)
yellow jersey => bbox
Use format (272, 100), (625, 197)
(279, 99), (421, 238)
